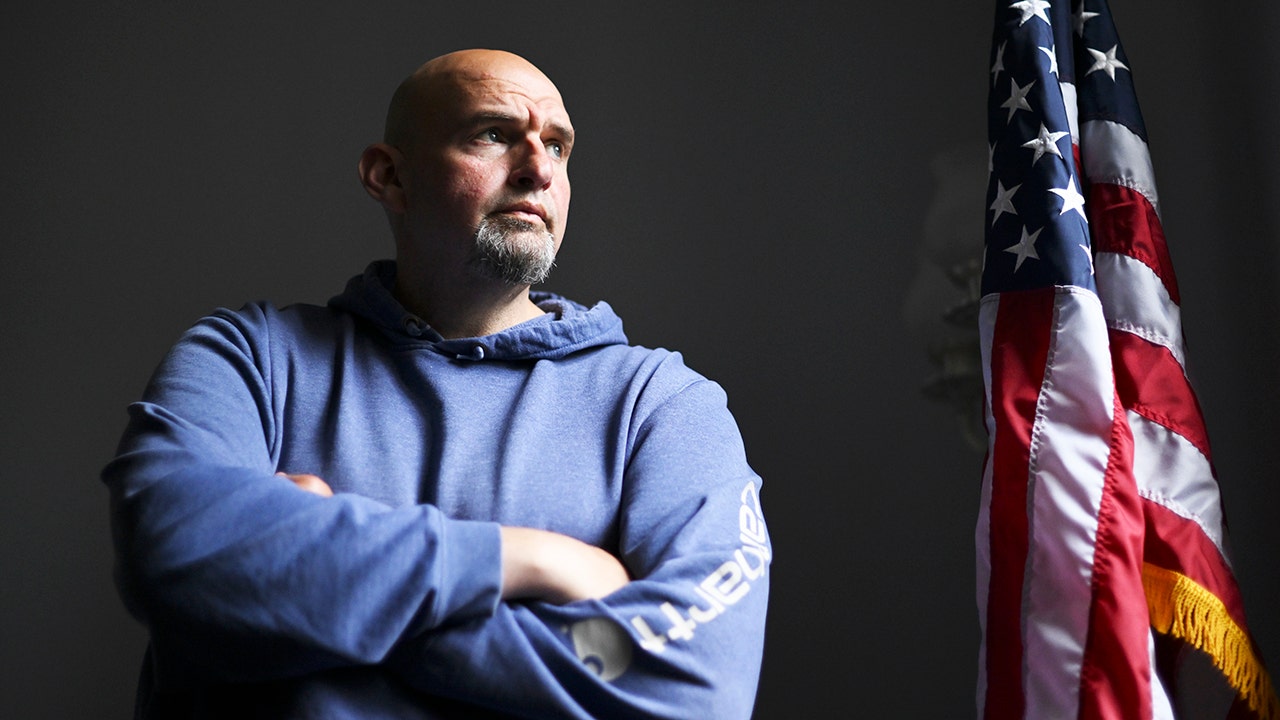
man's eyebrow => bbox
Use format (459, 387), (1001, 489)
(463, 112), (520, 129)
(464, 112), (574, 144)
(547, 120), (575, 146)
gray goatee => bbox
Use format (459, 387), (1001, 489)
(471, 215), (556, 286)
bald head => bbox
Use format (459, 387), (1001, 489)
(384, 49), (566, 153)
(359, 48), (575, 309)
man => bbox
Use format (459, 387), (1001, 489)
(104, 49), (769, 719)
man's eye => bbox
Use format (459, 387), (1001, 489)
(547, 141), (564, 159)
(481, 128), (503, 142)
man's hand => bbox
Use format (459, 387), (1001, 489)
(500, 526), (630, 604)
(277, 472), (334, 497)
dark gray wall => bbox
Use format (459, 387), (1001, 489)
(3, 3), (1275, 717)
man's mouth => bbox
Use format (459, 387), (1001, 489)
(497, 203), (548, 226)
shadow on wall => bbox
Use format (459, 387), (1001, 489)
(904, 144), (988, 453)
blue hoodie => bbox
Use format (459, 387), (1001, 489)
(104, 261), (770, 719)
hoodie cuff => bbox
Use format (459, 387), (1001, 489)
(425, 516), (503, 629)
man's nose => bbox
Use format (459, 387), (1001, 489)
(510, 138), (554, 190)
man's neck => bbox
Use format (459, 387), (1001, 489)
(393, 261), (545, 339)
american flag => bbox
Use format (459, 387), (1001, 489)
(976, 1), (1279, 718)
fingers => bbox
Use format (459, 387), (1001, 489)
(276, 472), (334, 497)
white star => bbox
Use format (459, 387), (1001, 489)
(991, 42), (1006, 86)
(1074, 8), (1099, 36)
(1021, 123), (1069, 164)
(1005, 226), (1043, 271)
(1086, 45), (1129, 81)
(1050, 175), (1088, 220)
(1039, 45), (1059, 77)
(990, 180), (1021, 226)
(1079, 244), (1095, 275)
(1001, 78), (1035, 123)
(1010, 0), (1051, 26)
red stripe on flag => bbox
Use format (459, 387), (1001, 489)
(1144, 500), (1248, 629)
(1078, 392), (1152, 719)
(1109, 329), (1212, 460)
(984, 288), (1055, 720)
(1089, 183), (1182, 306)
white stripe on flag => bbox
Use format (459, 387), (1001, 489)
(1060, 82), (1079, 143)
(975, 295), (999, 718)
(1096, 251), (1187, 369)
(1128, 409), (1230, 564)
(1080, 119), (1161, 217)
(1149, 630), (1177, 720)
(1023, 287), (1114, 718)
(975, 451), (995, 717)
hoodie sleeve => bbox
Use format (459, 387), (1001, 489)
(385, 371), (771, 720)
(102, 305), (504, 689)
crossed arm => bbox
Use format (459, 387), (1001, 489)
(279, 472), (631, 605)
(107, 309), (768, 718)
(109, 406), (765, 719)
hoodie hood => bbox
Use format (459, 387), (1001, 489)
(328, 260), (628, 361)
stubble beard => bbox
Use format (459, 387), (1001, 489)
(470, 215), (557, 286)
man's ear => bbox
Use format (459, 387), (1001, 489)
(358, 143), (407, 213)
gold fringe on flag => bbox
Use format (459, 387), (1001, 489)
(1144, 562), (1280, 719)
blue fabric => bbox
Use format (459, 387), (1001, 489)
(104, 261), (770, 719)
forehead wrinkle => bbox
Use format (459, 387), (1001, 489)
(472, 78), (568, 115)
(461, 86), (574, 141)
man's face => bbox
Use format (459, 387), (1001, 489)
(402, 56), (574, 283)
